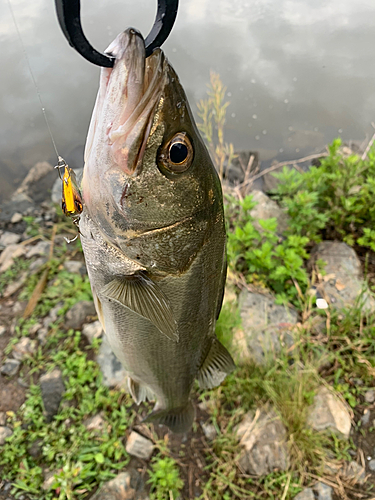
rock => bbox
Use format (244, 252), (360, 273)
(249, 190), (289, 233)
(313, 482), (333, 500)
(63, 260), (86, 275)
(365, 390), (375, 403)
(37, 327), (49, 345)
(0, 358), (21, 377)
(0, 412), (6, 426)
(0, 244), (26, 272)
(42, 470), (58, 491)
(84, 413), (105, 432)
(307, 386), (351, 438)
(14, 161), (54, 202)
(0, 193), (35, 222)
(0, 325), (6, 336)
(40, 369), (65, 422)
(294, 488), (315, 500)
(43, 302), (63, 329)
(12, 301), (26, 316)
(0, 231), (21, 248)
(82, 321), (103, 344)
(236, 408), (289, 475)
(96, 335), (127, 387)
(28, 438), (43, 459)
(10, 212), (23, 224)
(12, 337), (38, 361)
(343, 461), (366, 484)
(29, 256), (48, 274)
(90, 468), (147, 500)
(126, 431), (154, 460)
(3, 271), (28, 298)
(238, 290), (298, 364)
(26, 241), (51, 259)
(368, 459), (375, 471)
(201, 421), (217, 441)
(308, 241), (375, 312)
(361, 409), (371, 426)
(65, 301), (96, 330)
(0, 426), (13, 445)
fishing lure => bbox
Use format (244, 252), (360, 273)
(55, 156), (83, 242)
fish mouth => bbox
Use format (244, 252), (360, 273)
(86, 28), (165, 177)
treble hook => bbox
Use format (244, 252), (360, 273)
(54, 0), (179, 67)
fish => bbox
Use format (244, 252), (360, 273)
(79, 28), (235, 433)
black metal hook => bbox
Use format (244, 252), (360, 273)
(55, 0), (179, 67)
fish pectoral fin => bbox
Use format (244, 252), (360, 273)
(143, 401), (195, 434)
(100, 273), (178, 342)
(198, 338), (236, 389)
(127, 377), (155, 405)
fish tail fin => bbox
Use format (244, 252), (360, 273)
(143, 401), (195, 434)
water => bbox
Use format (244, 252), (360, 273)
(1, 0), (375, 199)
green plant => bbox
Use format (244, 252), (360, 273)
(197, 71), (236, 180)
(148, 456), (184, 500)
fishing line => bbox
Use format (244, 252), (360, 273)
(7, 0), (65, 166)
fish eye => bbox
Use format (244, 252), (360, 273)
(160, 132), (193, 173)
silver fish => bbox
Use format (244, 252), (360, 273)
(80, 28), (235, 433)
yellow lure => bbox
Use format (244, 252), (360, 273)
(61, 166), (83, 218)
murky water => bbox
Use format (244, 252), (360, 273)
(1, 0), (375, 199)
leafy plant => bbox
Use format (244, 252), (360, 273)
(148, 456), (184, 500)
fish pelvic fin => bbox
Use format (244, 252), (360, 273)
(92, 287), (106, 332)
(127, 377), (155, 404)
(198, 338), (236, 389)
(143, 401), (195, 434)
(100, 272), (178, 342)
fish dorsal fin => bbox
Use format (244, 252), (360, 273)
(100, 273), (178, 342)
(198, 338), (236, 389)
(127, 377), (155, 405)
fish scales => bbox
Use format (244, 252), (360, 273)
(80, 28), (235, 433)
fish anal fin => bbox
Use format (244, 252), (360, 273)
(198, 338), (236, 389)
(127, 377), (154, 405)
(143, 401), (195, 434)
(100, 273), (178, 342)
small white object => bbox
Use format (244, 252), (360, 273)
(316, 298), (328, 309)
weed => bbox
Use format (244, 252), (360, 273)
(148, 456), (184, 500)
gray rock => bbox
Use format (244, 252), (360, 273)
(28, 438), (43, 459)
(12, 337), (37, 361)
(10, 212), (23, 224)
(0, 412), (6, 426)
(361, 409), (371, 426)
(37, 327), (49, 345)
(0, 193), (35, 222)
(96, 335), (127, 387)
(82, 321), (103, 344)
(0, 244), (26, 272)
(12, 301), (26, 315)
(40, 369), (65, 422)
(368, 459), (375, 471)
(3, 272), (28, 298)
(0, 325), (6, 336)
(294, 488), (315, 500)
(307, 386), (351, 438)
(14, 161), (54, 200)
(0, 426), (13, 445)
(343, 461), (366, 484)
(238, 290), (298, 364)
(90, 468), (147, 500)
(236, 408), (290, 475)
(201, 421), (217, 441)
(250, 190), (289, 233)
(308, 241), (375, 312)
(42, 470), (58, 491)
(29, 256), (48, 274)
(26, 241), (51, 259)
(126, 431), (155, 460)
(65, 301), (96, 330)
(0, 231), (21, 248)
(63, 260), (86, 275)
(0, 358), (21, 377)
(313, 482), (333, 500)
(365, 390), (375, 403)
(43, 302), (63, 329)
(84, 413), (105, 432)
